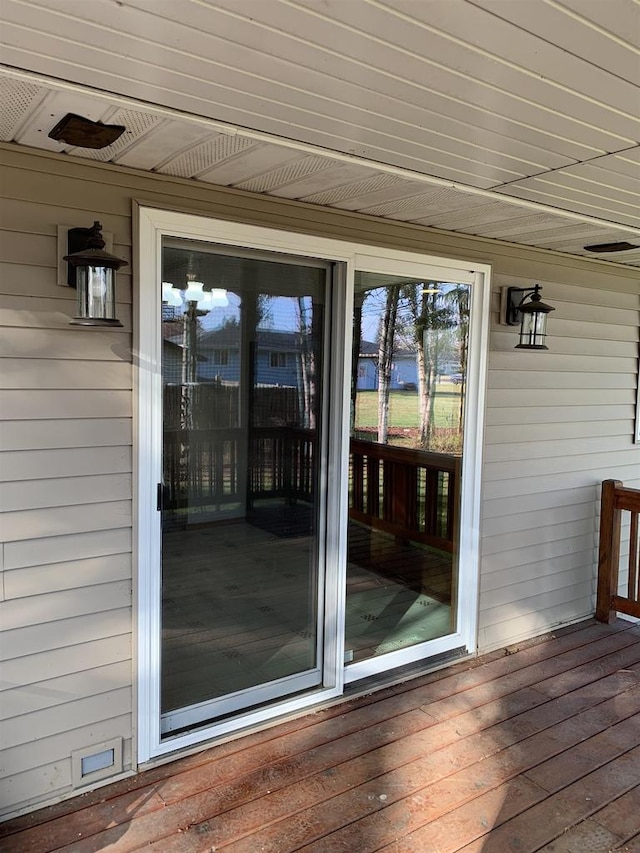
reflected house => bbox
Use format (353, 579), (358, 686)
(163, 308), (312, 390)
(357, 340), (421, 391)
(164, 326), (456, 409)
(162, 338), (208, 384)
(166, 327), (454, 391)
(195, 327), (303, 389)
(357, 341), (462, 391)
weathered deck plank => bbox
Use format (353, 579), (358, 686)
(2, 619), (639, 853)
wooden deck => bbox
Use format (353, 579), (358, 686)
(3, 618), (640, 853)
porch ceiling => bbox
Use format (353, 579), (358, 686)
(1, 0), (639, 267)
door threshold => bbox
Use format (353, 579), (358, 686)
(343, 646), (469, 700)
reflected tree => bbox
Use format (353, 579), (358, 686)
(403, 282), (456, 448)
(444, 285), (469, 432)
(351, 290), (365, 434)
(377, 285), (400, 444)
(296, 295), (318, 429)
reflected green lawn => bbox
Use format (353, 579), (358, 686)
(355, 387), (463, 430)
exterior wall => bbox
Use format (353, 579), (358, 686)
(393, 354), (419, 389)
(195, 333), (301, 387)
(198, 346), (300, 387)
(255, 348), (298, 387)
(1, 144), (638, 818)
(198, 346), (240, 383)
(357, 357), (378, 391)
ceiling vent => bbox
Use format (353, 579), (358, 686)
(48, 113), (125, 149)
(583, 241), (640, 253)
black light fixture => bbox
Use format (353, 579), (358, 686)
(505, 284), (555, 350)
(64, 221), (128, 326)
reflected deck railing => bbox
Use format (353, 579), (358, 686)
(596, 479), (640, 623)
(350, 439), (460, 553)
(163, 427), (460, 551)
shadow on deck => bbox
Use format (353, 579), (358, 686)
(2, 618), (640, 852)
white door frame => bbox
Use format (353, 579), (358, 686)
(135, 204), (490, 764)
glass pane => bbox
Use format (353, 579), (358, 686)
(160, 240), (326, 722)
(346, 273), (468, 664)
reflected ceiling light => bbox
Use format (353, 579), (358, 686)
(208, 288), (229, 307)
(162, 282), (182, 307)
(64, 221), (127, 326)
(183, 274), (228, 308)
(504, 284), (555, 350)
(184, 278), (208, 305)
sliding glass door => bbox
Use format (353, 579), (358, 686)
(159, 239), (331, 734)
(345, 271), (469, 678)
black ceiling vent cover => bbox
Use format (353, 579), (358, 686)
(584, 241), (640, 253)
(48, 113), (126, 149)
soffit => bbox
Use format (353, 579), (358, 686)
(0, 0), (639, 267)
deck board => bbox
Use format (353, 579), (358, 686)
(2, 619), (639, 852)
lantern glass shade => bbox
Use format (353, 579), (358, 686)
(517, 307), (549, 349)
(74, 265), (120, 326)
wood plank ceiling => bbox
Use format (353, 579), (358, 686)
(1, 0), (639, 266)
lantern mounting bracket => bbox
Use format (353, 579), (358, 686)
(504, 285), (537, 326)
(66, 225), (97, 288)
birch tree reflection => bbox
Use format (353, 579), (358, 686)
(402, 282), (457, 447)
(355, 278), (469, 452)
(377, 285), (400, 444)
(295, 295), (317, 429)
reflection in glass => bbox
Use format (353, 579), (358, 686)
(160, 241), (327, 726)
(346, 273), (469, 664)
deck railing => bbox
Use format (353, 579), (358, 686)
(163, 426), (460, 552)
(163, 427), (315, 511)
(163, 427), (242, 510)
(248, 427), (315, 503)
(595, 479), (640, 623)
(350, 439), (460, 553)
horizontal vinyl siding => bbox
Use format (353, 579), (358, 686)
(4, 553), (131, 597)
(2, 501), (132, 541)
(0, 144), (638, 818)
(0, 474), (132, 512)
(0, 736), (134, 817)
(615, 486), (640, 615)
(0, 418), (132, 451)
(479, 268), (639, 652)
(1, 634), (132, 688)
(0, 156), (134, 818)
(0, 358), (132, 389)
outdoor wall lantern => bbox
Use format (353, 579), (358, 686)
(504, 284), (555, 350)
(64, 221), (128, 326)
